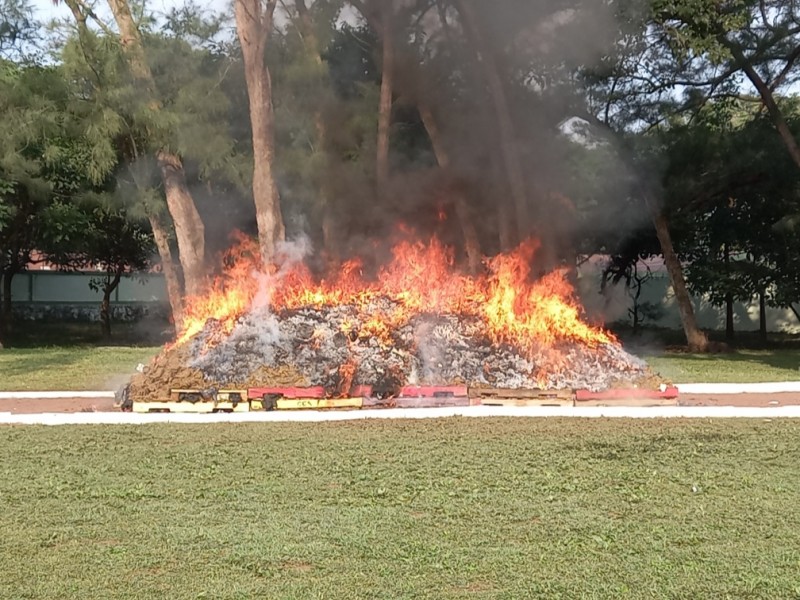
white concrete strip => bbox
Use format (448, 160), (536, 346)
(2, 405), (800, 425)
(3, 381), (800, 401)
(676, 382), (800, 395)
(0, 391), (115, 399)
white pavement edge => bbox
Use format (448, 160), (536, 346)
(4, 382), (800, 400)
(676, 382), (800, 394)
(2, 405), (800, 425)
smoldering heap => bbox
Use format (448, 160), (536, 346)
(125, 236), (660, 401)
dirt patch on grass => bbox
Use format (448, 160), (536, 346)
(0, 397), (117, 413)
(279, 560), (314, 572)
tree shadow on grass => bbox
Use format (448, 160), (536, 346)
(646, 349), (800, 381)
(686, 350), (797, 370)
(0, 347), (89, 379)
(5, 320), (172, 349)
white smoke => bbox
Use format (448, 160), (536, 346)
(251, 233), (313, 310)
(192, 234), (315, 374)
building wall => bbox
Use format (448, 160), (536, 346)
(9, 272), (167, 303)
(6, 269), (800, 332)
(7, 272), (169, 323)
(576, 270), (800, 334)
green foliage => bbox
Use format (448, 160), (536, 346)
(56, 8), (246, 196)
(0, 58), (125, 281)
(657, 104), (800, 311)
(0, 0), (37, 61)
(3, 0), (800, 335)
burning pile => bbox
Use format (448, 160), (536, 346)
(127, 234), (656, 401)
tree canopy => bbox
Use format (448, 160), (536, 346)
(2, 0), (800, 347)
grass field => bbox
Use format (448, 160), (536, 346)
(644, 348), (800, 383)
(1, 418), (799, 599)
(0, 346), (159, 391)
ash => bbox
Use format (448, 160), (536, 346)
(155, 298), (652, 395)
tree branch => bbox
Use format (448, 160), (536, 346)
(71, 0), (117, 38)
(349, 0), (381, 31)
(767, 44), (800, 91)
(759, 0), (779, 32)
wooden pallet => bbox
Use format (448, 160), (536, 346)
(248, 386), (326, 400)
(274, 397), (363, 410)
(471, 387), (574, 407)
(169, 389), (247, 403)
(132, 400), (251, 413)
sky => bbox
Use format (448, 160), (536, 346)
(29, 0), (362, 26)
(31, 0), (233, 25)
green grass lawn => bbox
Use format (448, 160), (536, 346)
(0, 346), (159, 391)
(1, 419), (799, 599)
(645, 349), (800, 383)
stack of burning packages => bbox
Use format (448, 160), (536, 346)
(125, 300), (658, 402)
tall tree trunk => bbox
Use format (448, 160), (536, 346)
(234, 0), (286, 265)
(725, 293), (734, 341)
(492, 152), (516, 251)
(158, 152), (206, 296)
(148, 213), (184, 326)
(455, 0), (529, 237)
(759, 291), (768, 343)
(724, 242), (734, 340)
(646, 196), (709, 352)
(0, 271), (6, 344)
(790, 303), (800, 325)
(104, 0), (207, 295)
(106, 0), (151, 82)
(376, 7), (394, 196)
(2, 270), (13, 334)
(295, 0), (336, 264)
(100, 273), (122, 339)
(721, 38), (800, 169)
(101, 289), (112, 337)
(313, 105), (338, 265)
(0, 270), (6, 348)
(418, 103), (482, 273)
(631, 275), (643, 334)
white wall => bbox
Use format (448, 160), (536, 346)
(577, 269), (800, 334)
(8, 267), (800, 333)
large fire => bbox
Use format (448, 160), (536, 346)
(176, 233), (614, 359)
(127, 230), (652, 401)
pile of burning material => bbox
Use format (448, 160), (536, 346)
(125, 235), (660, 402)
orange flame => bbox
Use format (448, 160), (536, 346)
(175, 233), (615, 357)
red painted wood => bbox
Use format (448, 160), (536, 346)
(399, 385), (468, 398)
(351, 385), (373, 397)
